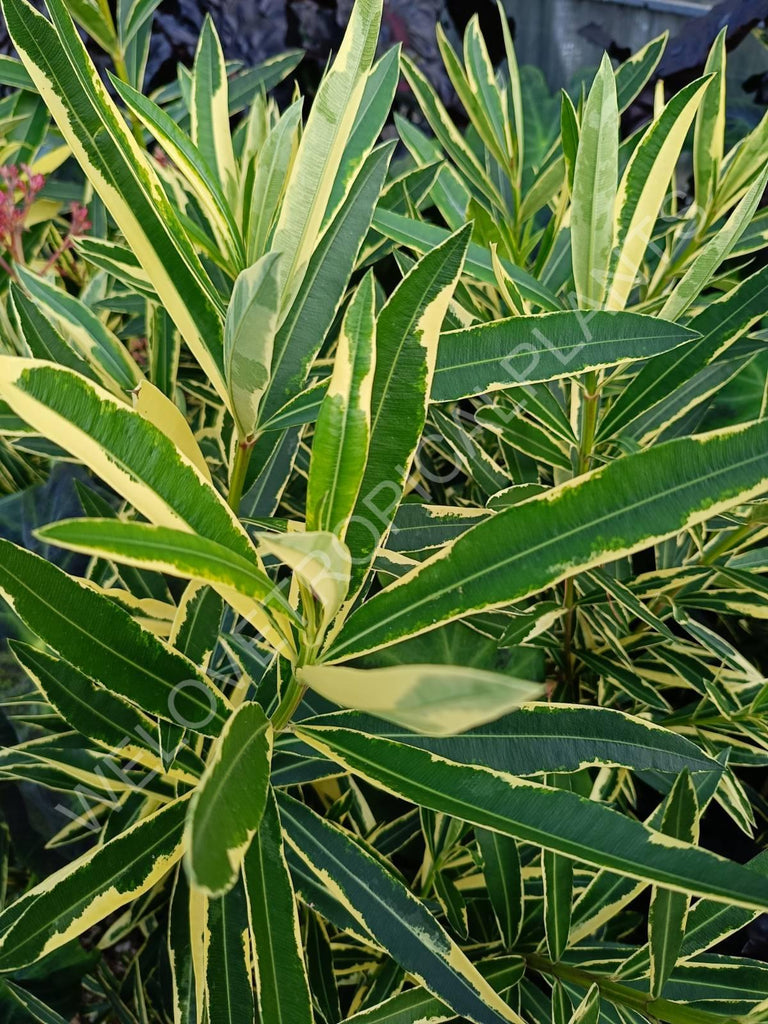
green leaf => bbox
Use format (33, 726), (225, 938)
(260, 141), (393, 424)
(243, 789), (313, 1024)
(0, 538), (228, 734)
(477, 829), (524, 948)
(598, 264), (768, 439)
(36, 518), (298, 625)
(293, 724), (768, 912)
(168, 867), (200, 1024)
(9, 283), (95, 381)
(568, 985), (599, 1024)
(327, 420), (768, 661)
(344, 957), (525, 1023)
(205, 879), (255, 1024)
(2, 0), (229, 403)
(277, 792), (525, 1024)
(306, 271), (376, 537)
(0, 797), (188, 971)
(185, 702), (272, 895)
(325, 45), (400, 226)
(693, 28), (726, 211)
(271, 0), (381, 307)
(649, 770), (698, 998)
(571, 54), (618, 309)
(0, 360), (254, 561)
(607, 76), (710, 310)
(16, 264), (142, 393)
(371, 208), (559, 311)
(660, 164), (768, 321)
(9, 640), (201, 779)
(225, 252), (282, 437)
(298, 665), (543, 734)
(110, 75), (243, 267)
(190, 16), (237, 204)
(542, 785), (573, 962)
(401, 51), (503, 211)
(2, 982), (70, 1024)
(246, 98), (302, 264)
(299, 705), (719, 780)
(614, 33), (666, 112)
(341, 223), (471, 602)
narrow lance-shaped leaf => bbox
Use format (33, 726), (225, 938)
(0, 796), (189, 971)
(693, 28), (726, 212)
(9, 282), (95, 381)
(0, 537), (229, 734)
(571, 54), (617, 309)
(293, 724), (768, 912)
(204, 879), (255, 1024)
(36, 518), (299, 625)
(111, 75), (244, 267)
(432, 310), (698, 403)
(569, 985), (599, 1024)
(277, 791), (526, 1024)
(16, 264), (142, 393)
(542, 776), (573, 962)
(271, 0), (381, 308)
(9, 641), (200, 780)
(185, 702), (272, 896)
(327, 419), (768, 662)
(260, 141), (393, 425)
(325, 45), (400, 227)
(225, 252), (282, 438)
(614, 33), (667, 112)
(246, 98), (302, 264)
(190, 16), (238, 204)
(2, 0), (230, 403)
(607, 76), (710, 311)
(371, 208), (559, 311)
(477, 829), (524, 948)
(340, 223), (471, 607)
(649, 770), (699, 998)
(243, 788), (314, 1024)
(598, 264), (768, 440)
(168, 867), (199, 1024)
(306, 271), (376, 537)
(344, 957), (525, 1024)
(660, 164), (768, 322)
(0, 360), (254, 559)
(298, 665), (544, 735)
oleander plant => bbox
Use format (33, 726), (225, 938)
(0, 0), (767, 1020)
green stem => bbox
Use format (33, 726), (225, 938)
(271, 673), (306, 733)
(526, 954), (737, 1024)
(227, 439), (252, 512)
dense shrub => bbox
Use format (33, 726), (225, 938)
(0, 0), (767, 1021)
